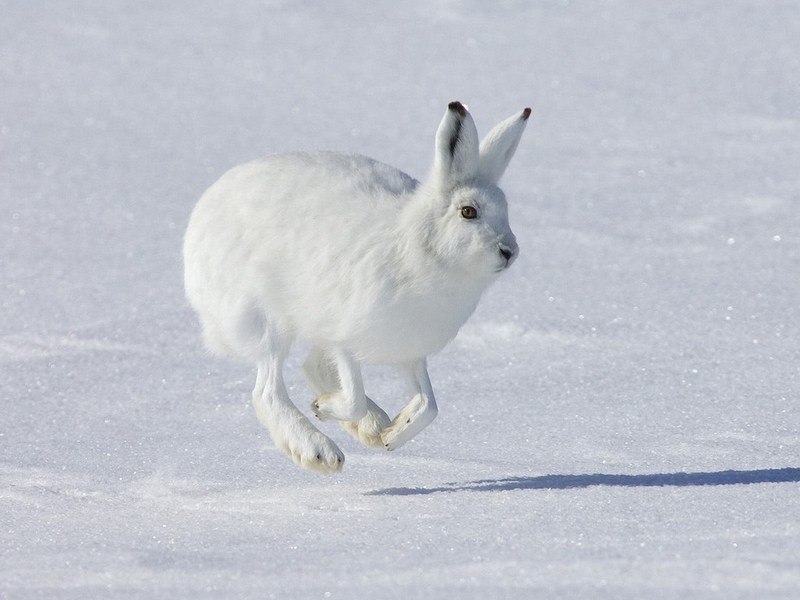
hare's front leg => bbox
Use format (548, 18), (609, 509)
(252, 343), (344, 474)
(381, 359), (439, 451)
(308, 348), (368, 422)
(304, 348), (390, 448)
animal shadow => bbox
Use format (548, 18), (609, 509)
(365, 467), (800, 496)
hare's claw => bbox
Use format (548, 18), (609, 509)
(311, 392), (366, 422)
(275, 428), (344, 474)
(311, 398), (328, 421)
(380, 390), (438, 451)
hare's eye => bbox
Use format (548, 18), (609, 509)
(460, 206), (478, 220)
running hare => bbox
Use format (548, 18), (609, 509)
(183, 101), (530, 473)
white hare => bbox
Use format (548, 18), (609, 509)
(183, 101), (530, 473)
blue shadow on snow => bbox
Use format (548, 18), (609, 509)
(365, 467), (800, 496)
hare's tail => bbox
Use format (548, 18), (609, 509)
(195, 299), (271, 362)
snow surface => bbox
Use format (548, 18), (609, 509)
(2, 1), (800, 598)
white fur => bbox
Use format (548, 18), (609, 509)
(183, 102), (530, 473)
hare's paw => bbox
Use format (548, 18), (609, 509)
(381, 393), (438, 451)
(380, 419), (411, 452)
(273, 427), (345, 474)
(340, 399), (391, 449)
(311, 392), (367, 423)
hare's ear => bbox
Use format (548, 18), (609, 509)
(433, 101), (480, 187)
(477, 107), (531, 184)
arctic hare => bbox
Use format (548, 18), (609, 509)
(184, 101), (530, 473)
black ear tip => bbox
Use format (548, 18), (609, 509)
(521, 107), (532, 120)
(448, 101), (468, 117)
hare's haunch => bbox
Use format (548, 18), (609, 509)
(183, 101), (530, 473)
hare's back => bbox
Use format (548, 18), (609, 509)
(186, 150), (417, 267)
(218, 151), (416, 214)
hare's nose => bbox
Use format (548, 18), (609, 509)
(499, 245), (516, 262)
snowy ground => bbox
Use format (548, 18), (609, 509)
(2, 1), (800, 598)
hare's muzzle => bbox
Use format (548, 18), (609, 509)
(498, 243), (518, 269)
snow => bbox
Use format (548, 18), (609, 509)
(2, 0), (799, 597)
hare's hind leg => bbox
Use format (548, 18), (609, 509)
(381, 359), (439, 451)
(304, 348), (390, 449)
(252, 337), (344, 474)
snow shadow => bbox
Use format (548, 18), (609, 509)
(365, 467), (800, 496)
